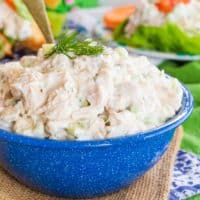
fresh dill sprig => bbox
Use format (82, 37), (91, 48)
(45, 32), (104, 59)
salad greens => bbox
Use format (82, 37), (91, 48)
(158, 60), (200, 155)
(0, 41), (4, 59)
(159, 60), (200, 84)
(47, 12), (66, 37)
(113, 21), (200, 55)
(45, 32), (104, 59)
(13, 0), (32, 20)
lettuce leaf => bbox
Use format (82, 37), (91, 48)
(113, 22), (200, 55)
(0, 40), (4, 59)
(159, 60), (200, 84)
(13, 0), (32, 20)
(47, 11), (66, 37)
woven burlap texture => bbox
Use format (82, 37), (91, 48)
(0, 127), (182, 200)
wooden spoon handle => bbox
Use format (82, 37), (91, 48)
(23, 0), (54, 43)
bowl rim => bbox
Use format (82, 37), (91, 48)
(0, 84), (193, 149)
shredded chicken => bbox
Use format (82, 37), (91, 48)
(0, 1), (32, 40)
(0, 46), (183, 140)
(125, 0), (165, 35)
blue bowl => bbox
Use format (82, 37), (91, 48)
(0, 85), (193, 199)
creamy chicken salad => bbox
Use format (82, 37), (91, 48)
(0, 45), (183, 140)
(0, 1), (32, 40)
(125, 0), (200, 36)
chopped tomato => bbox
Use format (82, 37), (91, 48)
(104, 5), (136, 30)
(174, 0), (191, 4)
(156, 0), (174, 13)
(5, 0), (16, 10)
(181, 0), (190, 3)
(156, 0), (191, 13)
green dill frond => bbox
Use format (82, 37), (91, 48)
(45, 32), (104, 59)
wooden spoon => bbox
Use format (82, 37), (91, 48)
(23, 0), (54, 43)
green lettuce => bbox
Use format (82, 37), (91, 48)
(158, 60), (200, 155)
(0, 40), (4, 59)
(47, 11), (66, 37)
(13, 0), (32, 20)
(159, 60), (200, 84)
(113, 22), (200, 55)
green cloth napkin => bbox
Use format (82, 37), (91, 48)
(159, 61), (200, 156)
(187, 194), (200, 200)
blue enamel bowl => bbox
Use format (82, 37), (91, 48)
(0, 85), (193, 199)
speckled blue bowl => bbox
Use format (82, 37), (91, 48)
(0, 85), (193, 199)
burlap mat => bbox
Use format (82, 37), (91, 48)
(0, 128), (183, 200)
